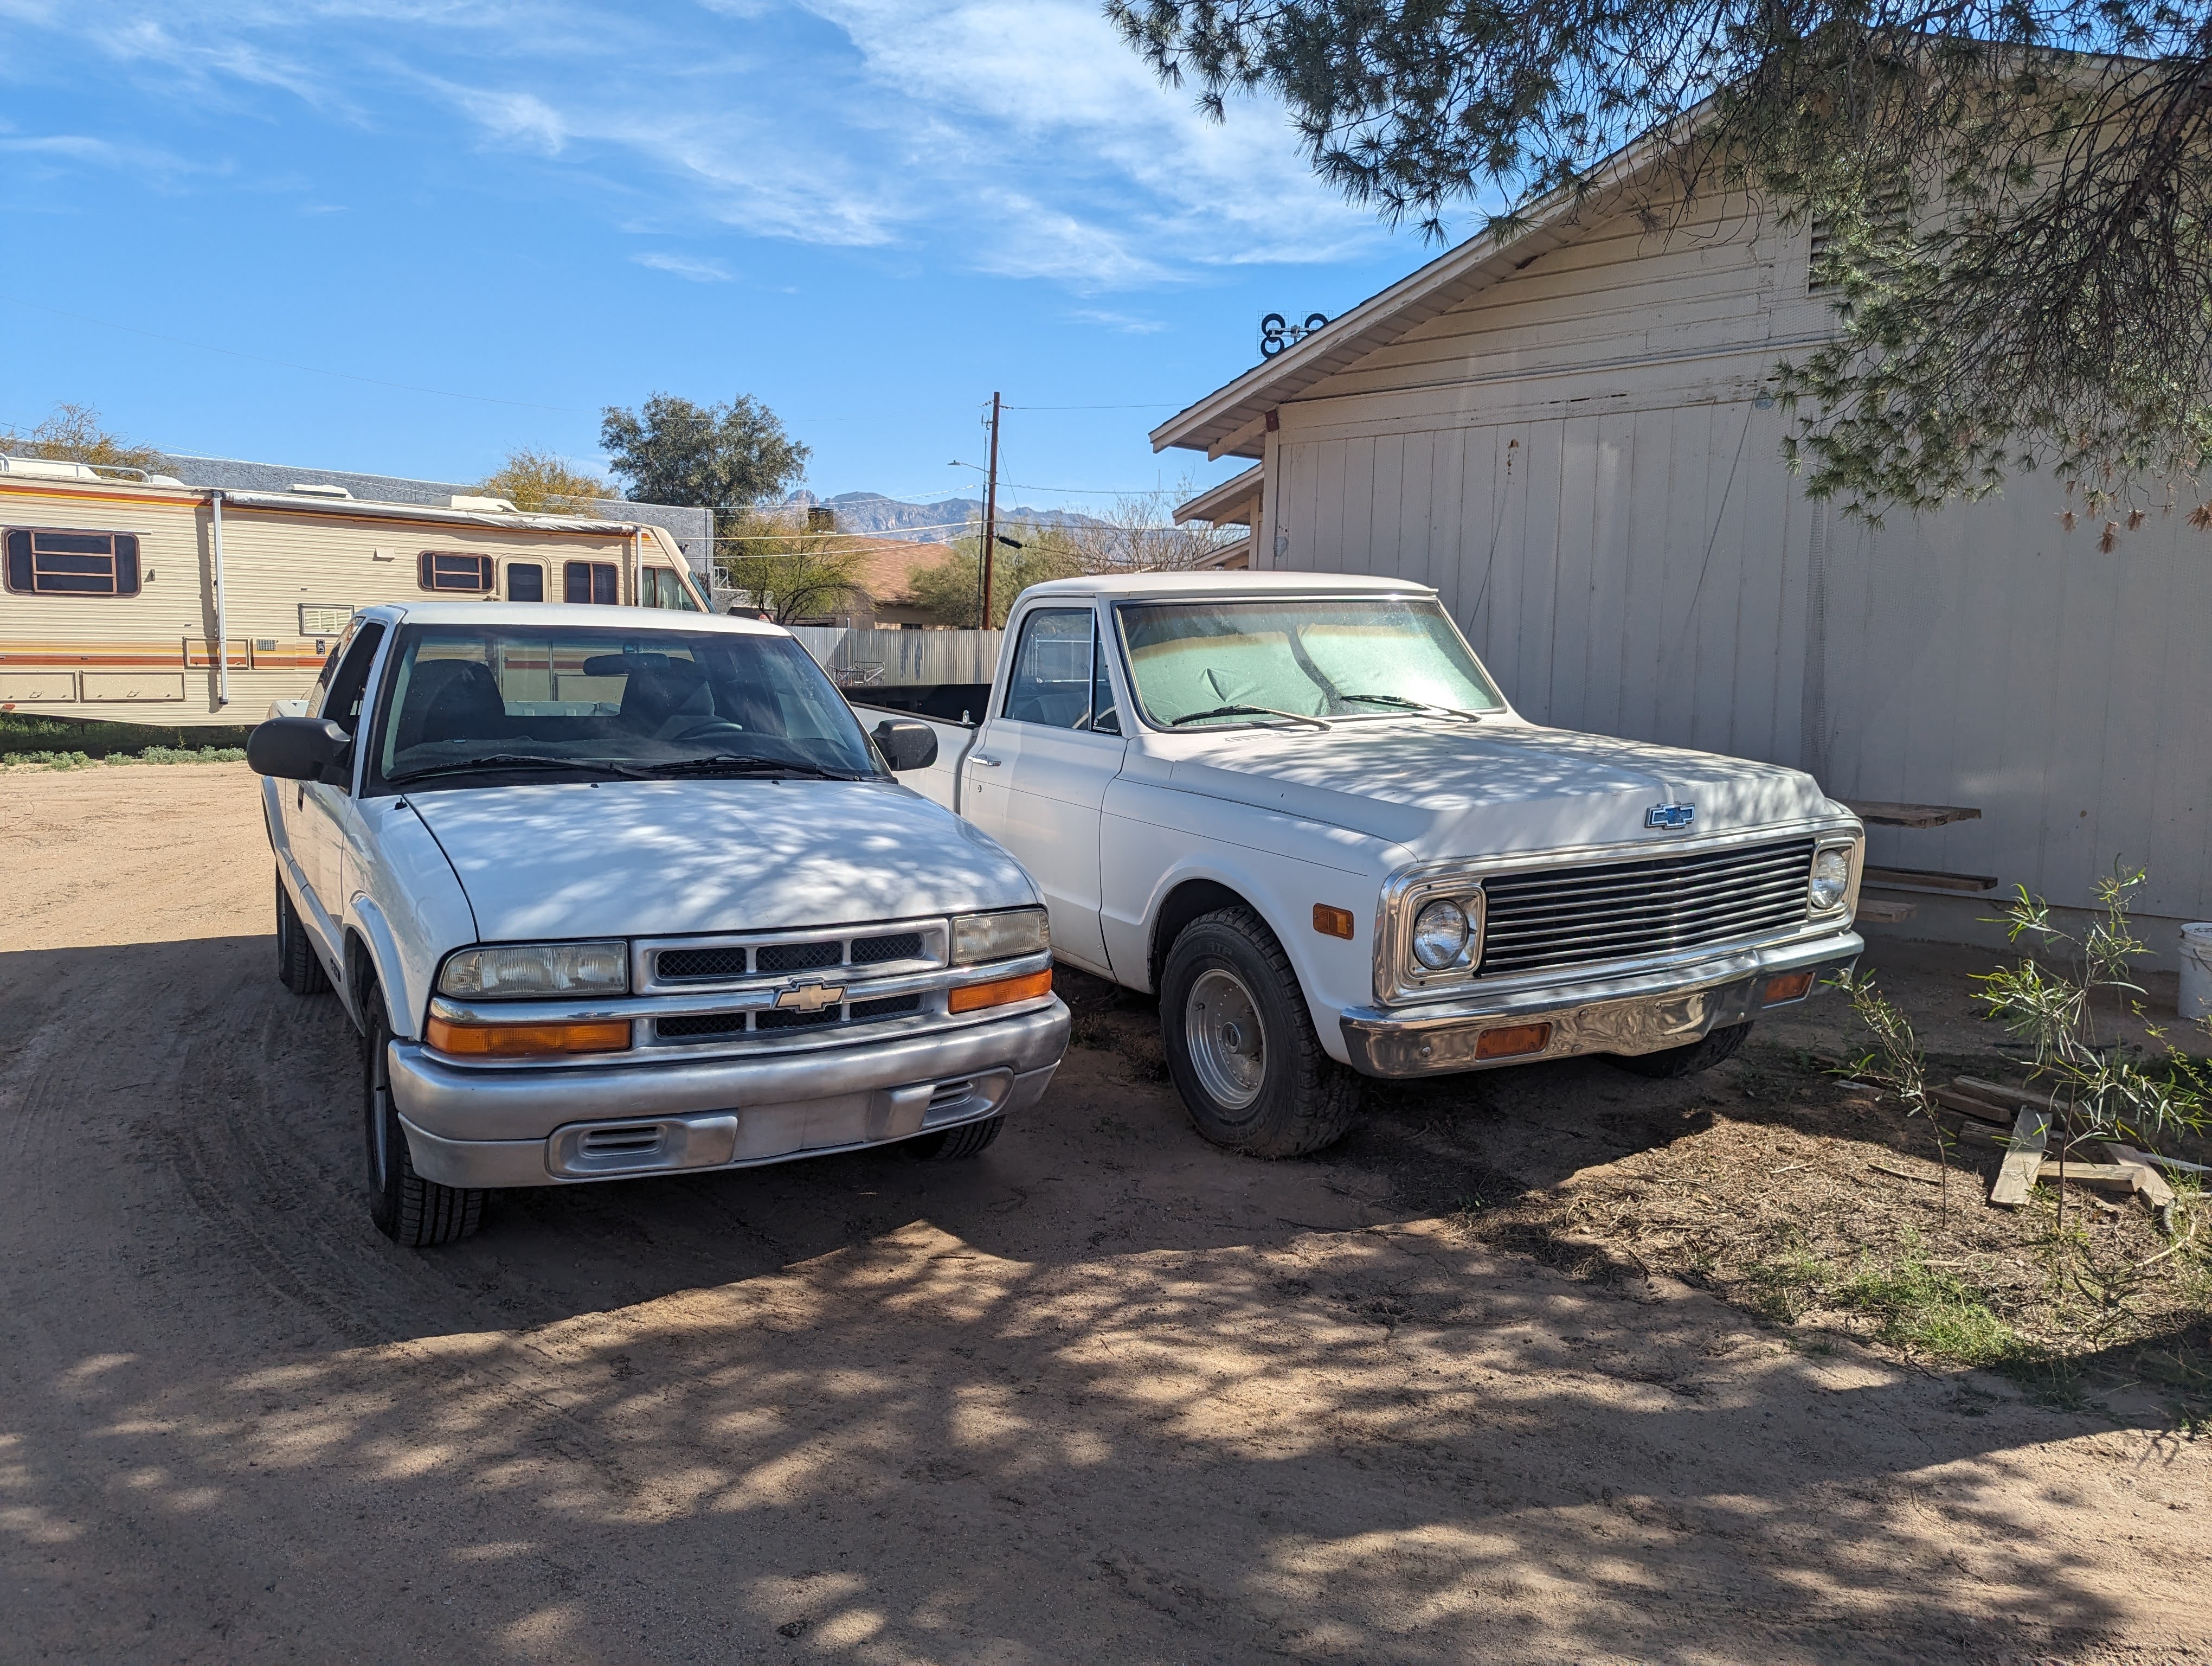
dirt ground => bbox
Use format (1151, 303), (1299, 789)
(4, 761), (2209, 1665)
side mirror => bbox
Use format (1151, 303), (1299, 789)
(872, 719), (938, 773)
(248, 716), (352, 784)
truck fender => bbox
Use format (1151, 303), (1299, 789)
(343, 895), (419, 1041)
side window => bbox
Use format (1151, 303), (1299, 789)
(316, 621), (387, 749)
(564, 561), (618, 605)
(507, 562), (545, 603)
(4, 528), (142, 596)
(1002, 609), (1095, 729)
(418, 552), (494, 592)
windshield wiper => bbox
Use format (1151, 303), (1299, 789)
(638, 754), (862, 779)
(387, 754), (650, 784)
(1337, 693), (1488, 722)
(1167, 704), (1333, 731)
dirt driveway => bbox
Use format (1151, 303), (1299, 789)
(4, 763), (2207, 1664)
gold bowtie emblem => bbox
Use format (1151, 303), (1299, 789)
(775, 981), (845, 1013)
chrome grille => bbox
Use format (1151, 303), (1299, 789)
(657, 946), (748, 981)
(1477, 838), (1815, 978)
(758, 940), (841, 973)
(852, 932), (923, 965)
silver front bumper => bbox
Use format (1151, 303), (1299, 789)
(387, 999), (1070, 1188)
(1339, 931), (1862, 1078)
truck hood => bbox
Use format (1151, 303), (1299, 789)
(1165, 719), (1843, 857)
(405, 777), (1037, 943)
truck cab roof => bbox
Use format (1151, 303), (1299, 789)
(1017, 572), (1436, 602)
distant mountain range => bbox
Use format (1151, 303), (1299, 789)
(784, 490), (1103, 543)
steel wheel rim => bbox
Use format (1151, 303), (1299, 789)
(1185, 966), (1266, 1111)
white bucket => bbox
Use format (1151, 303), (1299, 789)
(2183, 923), (2212, 1021)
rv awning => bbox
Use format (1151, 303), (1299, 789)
(216, 492), (648, 536)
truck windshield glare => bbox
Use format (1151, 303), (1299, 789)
(1116, 597), (1506, 729)
(369, 624), (880, 789)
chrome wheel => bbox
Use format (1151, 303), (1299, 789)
(1184, 966), (1266, 1110)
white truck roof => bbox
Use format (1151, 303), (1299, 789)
(1019, 571), (1436, 600)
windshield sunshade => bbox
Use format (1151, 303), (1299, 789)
(1116, 597), (1505, 729)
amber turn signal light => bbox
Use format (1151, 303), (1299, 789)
(948, 968), (1053, 1014)
(1474, 1022), (1552, 1061)
(1761, 971), (1815, 1006)
(1312, 904), (1355, 940)
(425, 1016), (632, 1057)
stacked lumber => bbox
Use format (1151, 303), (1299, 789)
(1930, 1076), (2200, 1218)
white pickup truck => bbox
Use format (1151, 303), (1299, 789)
(859, 573), (1864, 1157)
(249, 603), (1068, 1246)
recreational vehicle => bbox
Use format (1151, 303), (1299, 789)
(0, 456), (711, 727)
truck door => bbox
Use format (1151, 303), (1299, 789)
(963, 605), (1124, 975)
(295, 621), (387, 935)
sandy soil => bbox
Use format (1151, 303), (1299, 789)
(3, 762), (2208, 1664)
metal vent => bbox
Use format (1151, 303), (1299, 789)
(1477, 839), (1815, 978)
(851, 932), (924, 965)
(578, 1124), (664, 1156)
(657, 945), (749, 981)
(758, 940), (841, 973)
(850, 992), (923, 1021)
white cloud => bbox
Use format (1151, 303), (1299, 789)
(1071, 309), (1168, 334)
(632, 251), (733, 283)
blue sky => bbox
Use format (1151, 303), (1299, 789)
(0, 0), (1438, 515)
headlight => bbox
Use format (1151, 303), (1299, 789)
(951, 907), (1050, 965)
(1810, 847), (1851, 912)
(1411, 898), (1474, 970)
(439, 940), (629, 998)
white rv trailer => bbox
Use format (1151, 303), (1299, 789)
(0, 457), (711, 727)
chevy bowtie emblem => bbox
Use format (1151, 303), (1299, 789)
(1646, 802), (1696, 831)
(775, 981), (845, 1013)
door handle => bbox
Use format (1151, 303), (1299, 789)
(969, 754), (1001, 768)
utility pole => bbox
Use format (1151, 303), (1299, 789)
(979, 391), (1001, 627)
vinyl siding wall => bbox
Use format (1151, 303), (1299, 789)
(1261, 191), (2212, 926)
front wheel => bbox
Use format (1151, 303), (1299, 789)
(362, 993), (485, 1246)
(905, 1117), (1004, 1161)
(1159, 906), (1359, 1158)
(1607, 1021), (1752, 1079)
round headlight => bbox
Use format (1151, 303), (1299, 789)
(1810, 847), (1851, 912)
(1411, 898), (1472, 970)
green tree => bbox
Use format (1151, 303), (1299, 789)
(1111, 1), (2212, 522)
(599, 394), (811, 538)
(478, 447), (613, 515)
(717, 505), (869, 624)
(3, 403), (165, 475)
(910, 520), (1085, 627)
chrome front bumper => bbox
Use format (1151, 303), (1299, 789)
(387, 999), (1070, 1188)
(1338, 931), (1861, 1078)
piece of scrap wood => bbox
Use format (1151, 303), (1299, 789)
(2099, 1144), (2180, 1208)
(1954, 1075), (2067, 1116)
(1990, 1107), (2051, 1207)
(1869, 1161), (1946, 1187)
(1934, 1086), (2015, 1125)
(2033, 1161), (2142, 1187)
(1935, 1115), (2007, 1150)
(1856, 899), (1919, 924)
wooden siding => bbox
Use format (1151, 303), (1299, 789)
(1261, 191), (2212, 922)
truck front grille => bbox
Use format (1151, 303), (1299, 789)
(653, 992), (929, 1043)
(1477, 838), (1815, 978)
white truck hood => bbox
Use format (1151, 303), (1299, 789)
(405, 777), (1037, 943)
(1163, 719), (1841, 857)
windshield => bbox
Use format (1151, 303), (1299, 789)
(1115, 596), (1505, 729)
(366, 623), (880, 790)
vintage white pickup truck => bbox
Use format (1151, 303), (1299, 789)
(858, 573), (1864, 1157)
(250, 602), (1068, 1246)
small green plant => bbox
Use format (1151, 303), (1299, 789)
(1747, 1244), (1830, 1322)
(1833, 1254), (2028, 1369)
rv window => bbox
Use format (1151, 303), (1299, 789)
(417, 552), (494, 593)
(507, 563), (545, 603)
(642, 567), (693, 609)
(564, 561), (618, 605)
(4, 528), (142, 597)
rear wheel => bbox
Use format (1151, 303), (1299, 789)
(906, 1117), (1004, 1161)
(1159, 906), (1359, 1157)
(362, 992), (485, 1246)
(1608, 1021), (1752, 1079)
(275, 870), (330, 995)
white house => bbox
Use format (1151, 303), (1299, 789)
(1158, 159), (2212, 954)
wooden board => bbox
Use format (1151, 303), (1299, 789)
(1843, 800), (1984, 828)
(1990, 1107), (2052, 1207)
(1934, 1086), (2016, 1125)
(2100, 1144), (2179, 1208)
(1856, 899), (1919, 924)
(1863, 866), (2002, 894)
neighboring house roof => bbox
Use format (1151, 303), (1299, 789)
(1174, 466), (1264, 527)
(1150, 126), (1689, 460)
(844, 538), (959, 607)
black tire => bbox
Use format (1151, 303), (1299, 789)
(1159, 905), (1360, 1158)
(1608, 1021), (1753, 1079)
(275, 870), (331, 995)
(906, 1117), (1004, 1162)
(362, 991), (485, 1246)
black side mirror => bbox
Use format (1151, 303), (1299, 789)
(872, 719), (938, 773)
(248, 716), (352, 784)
